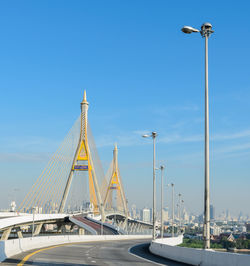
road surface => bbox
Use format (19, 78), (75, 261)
(2, 239), (189, 265)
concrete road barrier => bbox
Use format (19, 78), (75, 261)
(149, 236), (250, 266)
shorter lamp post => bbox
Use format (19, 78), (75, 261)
(114, 197), (117, 226)
(171, 183), (175, 237)
(126, 199), (129, 234)
(181, 199), (184, 233)
(32, 207), (36, 237)
(160, 165), (165, 239)
(178, 193), (182, 234)
(142, 131), (157, 240)
(101, 203), (104, 235)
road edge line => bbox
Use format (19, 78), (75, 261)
(128, 243), (165, 266)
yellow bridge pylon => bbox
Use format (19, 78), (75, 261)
(19, 91), (127, 220)
(103, 144), (128, 218)
(59, 91), (105, 219)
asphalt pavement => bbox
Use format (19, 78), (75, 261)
(2, 239), (190, 266)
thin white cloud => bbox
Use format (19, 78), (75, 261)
(96, 134), (142, 148)
(161, 129), (250, 145)
(0, 136), (60, 151)
(160, 134), (203, 144)
(96, 128), (250, 149)
(212, 130), (250, 141)
(133, 130), (151, 136)
(0, 152), (51, 162)
(152, 104), (199, 116)
(214, 143), (250, 154)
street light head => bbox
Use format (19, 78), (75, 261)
(201, 22), (212, 30)
(152, 131), (157, 138)
(200, 22), (214, 37)
(181, 26), (200, 34)
(142, 132), (157, 138)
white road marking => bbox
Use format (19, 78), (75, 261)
(68, 244), (93, 248)
(100, 246), (122, 250)
(34, 257), (83, 264)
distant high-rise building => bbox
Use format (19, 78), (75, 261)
(131, 204), (137, 219)
(198, 213), (204, 223)
(10, 201), (16, 212)
(238, 211), (243, 221)
(162, 208), (169, 223)
(142, 208), (150, 223)
(210, 225), (221, 236)
(183, 209), (189, 222)
(246, 223), (250, 232)
(210, 204), (215, 220)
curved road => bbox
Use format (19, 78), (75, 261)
(2, 239), (189, 266)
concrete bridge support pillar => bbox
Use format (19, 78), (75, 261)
(1, 227), (12, 240)
(129, 224), (133, 233)
(34, 223), (43, 236)
(70, 223), (75, 231)
(17, 227), (23, 239)
(129, 223), (136, 232)
(137, 224), (142, 232)
(79, 228), (85, 235)
(57, 224), (66, 233)
(142, 225), (147, 233)
(123, 219), (129, 231)
(65, 224), (71, 232)
(118, 221), (123, 228)
(134, 223), (140, 233)
(120, 221), (126, 230)
(134, 223), (138, 232)
(124, 217), (128, 230)
(130, 223), (135, 232)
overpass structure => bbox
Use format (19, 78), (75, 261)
(0, 213), (67, 240)
(0, 211), (152, 241)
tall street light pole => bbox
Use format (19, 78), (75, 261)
(142, 131), (157, 240)
(181, 22), (214, 249)
(160, 165), (165, 239)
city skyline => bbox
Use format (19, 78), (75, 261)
(0, 1), (250, 217)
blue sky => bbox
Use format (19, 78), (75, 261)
(0, 0), (249, 217)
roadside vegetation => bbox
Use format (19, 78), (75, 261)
(179, 239), (223, 249)
(179, 237), (250, 249)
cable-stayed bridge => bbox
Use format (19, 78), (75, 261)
(0, 91), (152, 241)
(1, 92), (242, 266)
